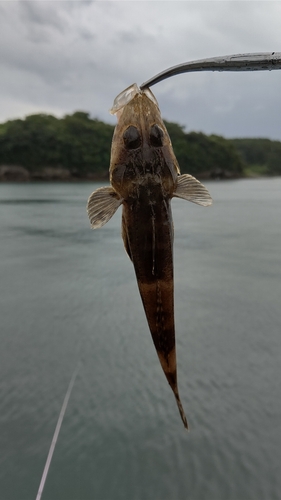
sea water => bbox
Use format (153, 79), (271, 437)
(0, 179), (281, 500)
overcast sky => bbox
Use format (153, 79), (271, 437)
(0, 1), (281, 140)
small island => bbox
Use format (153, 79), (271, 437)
(0, 112), (280, 182)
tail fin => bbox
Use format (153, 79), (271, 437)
(173, 388), (188, 430)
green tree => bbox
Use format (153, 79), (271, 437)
(165, 122), (244, 177)
(0, 114), (61, 170)
(230, 138), (281, 176)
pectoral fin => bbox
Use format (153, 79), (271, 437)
(173, 174), (212, 206)
(87, 186), (123, 228)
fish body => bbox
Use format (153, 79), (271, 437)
(87, 84), (212, 429)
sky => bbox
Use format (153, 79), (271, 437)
(0, 1), (281, 140)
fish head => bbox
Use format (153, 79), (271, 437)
(109, 84), (180, 198)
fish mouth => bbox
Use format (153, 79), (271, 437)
(110, 83), (159, 118)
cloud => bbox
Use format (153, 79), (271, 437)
(0, 1), (280, 139)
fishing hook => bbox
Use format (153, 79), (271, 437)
(140, 51), (281, 89)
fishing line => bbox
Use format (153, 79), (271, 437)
(140, 51), (281, 89)
(35, 362), (80, 500)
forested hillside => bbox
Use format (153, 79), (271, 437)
(0, 112), (280, 181)
(229, 138), (281, 176)
(0, 112), (113, 180)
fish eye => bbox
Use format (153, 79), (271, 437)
(150, 124), (164, 147)
(123, 126), (141, 149)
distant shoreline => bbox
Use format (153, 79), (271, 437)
(0, 165), (244, 183)
(0, 165), (109, 183)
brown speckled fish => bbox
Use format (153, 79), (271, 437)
(87, 84), (212, 429)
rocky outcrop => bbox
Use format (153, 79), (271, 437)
(31, 167), (71, 181)
(0, 165), (73, 182)
(0, 165), (30, 181)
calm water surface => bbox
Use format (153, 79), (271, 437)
(0, 179), (281, 500)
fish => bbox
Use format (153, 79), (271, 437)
(87, 83), (212, 429)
